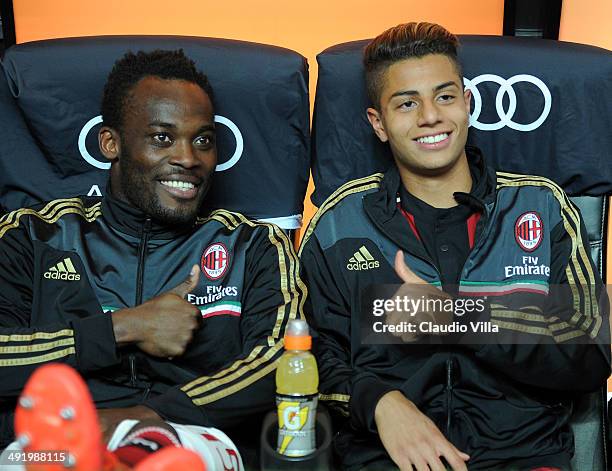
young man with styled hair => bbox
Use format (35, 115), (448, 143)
(300, 23), (610, 470)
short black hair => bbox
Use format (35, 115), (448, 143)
(101, 49), (214, 131)
(364, 22), (462, 109)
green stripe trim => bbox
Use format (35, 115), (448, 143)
(459, 284), (549, 293)
(198, 300), (241, 308)
(199, 303), (242, 313)
(459, 280), (548, 286)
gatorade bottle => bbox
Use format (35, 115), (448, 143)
(276, 319), (319, 457)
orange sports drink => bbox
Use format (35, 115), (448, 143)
(275, 319), (319, 457)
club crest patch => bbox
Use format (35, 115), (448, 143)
(514, 212), (543, 252)
(201, 243), (230, 280)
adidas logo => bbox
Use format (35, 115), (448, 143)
(44, 257), (81, 281)
(347, 246), (380, 271)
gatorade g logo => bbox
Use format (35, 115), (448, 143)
(279, 401), (308, 431)
(277, 396), (317, 456)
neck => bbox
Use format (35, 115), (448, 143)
(397, 153), (472, 208)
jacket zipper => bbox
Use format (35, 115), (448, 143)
(446, 357), (453, 437)
(129, 217), (152, 387)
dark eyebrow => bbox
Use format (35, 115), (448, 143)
(389, 80), (461, 99)
(435, 80), (460, 91)
(148, 121), (176, 129)
(197, 124), (216, 134)
(147, 122), (216, 134)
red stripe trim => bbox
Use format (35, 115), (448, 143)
(201, 310), (241, 319)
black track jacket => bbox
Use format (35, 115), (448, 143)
(0, 193), (305, 447)
(299, 150), (610, 470)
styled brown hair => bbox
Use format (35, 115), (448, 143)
(364, 22), (462, 109)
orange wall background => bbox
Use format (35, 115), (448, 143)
(13, 1), (504, 58)
(559, 0), (612, 50)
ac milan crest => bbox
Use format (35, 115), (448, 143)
(514, 212), (543, 252)
(201, 243), (230, 280)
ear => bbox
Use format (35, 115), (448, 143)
(99, 126), (121, 162)
(366, 107), (388, 143)
(463, 87), (472, 115)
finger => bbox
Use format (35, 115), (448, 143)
(408, 455), (429, 471)
(394, 250), (426, 284)
(426, 455), (447, 471)
(439, 444), (469, 471)
(169, 264), (200, 298)
(446, 442), (470, 462)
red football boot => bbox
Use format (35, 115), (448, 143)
(14, 363), (105, 471)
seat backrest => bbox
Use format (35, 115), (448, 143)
(568, 195), (608, 471)
(311, 35), (612, 469)
(0, 36), (311, 230)
(311, 35), (612, 206)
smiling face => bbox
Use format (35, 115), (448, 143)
(100, 76), (217, 225)
(367, 54), (471, 179)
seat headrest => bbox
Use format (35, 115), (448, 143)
(312, 35), (612, 206)
(0, 36), (310, 228)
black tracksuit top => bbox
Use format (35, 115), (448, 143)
(299, 148), (610, 470)
(0, 192), (305, 447)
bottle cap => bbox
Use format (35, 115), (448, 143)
(284, 319), (312, 350)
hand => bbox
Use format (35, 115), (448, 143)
(385, 251), (453, 342)
(112, 265), (202, 357)
(374, 391), (470, 471)
(97, 405), (161, 444)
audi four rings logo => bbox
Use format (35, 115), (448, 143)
(78, 115), (244, 170)
(463, 74), (552, 132)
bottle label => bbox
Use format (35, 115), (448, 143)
(276, 393), (318, 457)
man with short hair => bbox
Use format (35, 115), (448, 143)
(299, 23), (610, 470)
(0, 49), (304, 464)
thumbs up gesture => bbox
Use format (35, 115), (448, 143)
(385, 251), (453, 342)
(112, 265), (202, 358)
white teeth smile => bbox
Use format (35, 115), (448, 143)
(416, 133), (449, 144)
(160, 180), (196, 190)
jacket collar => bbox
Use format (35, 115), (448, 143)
(101, 187), (197, 239)
(362, 146), (497, 256)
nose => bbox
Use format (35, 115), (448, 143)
(417, 99), (441, 127)
(169, 140), (200, 169)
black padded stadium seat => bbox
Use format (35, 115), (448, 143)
(0, 36), (310, 233)
(311, 36), (612, 470)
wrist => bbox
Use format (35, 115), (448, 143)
(374, 390), (404, 423)
(111, 308), (141, 344)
